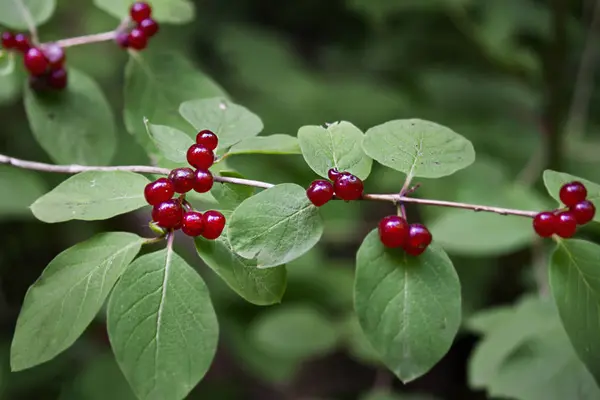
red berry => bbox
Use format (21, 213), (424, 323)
(115, 32), (129, 48)
(144, 178), (175, 205)
(378, 215), (409, 248)
(127, 28), (148, 50)
(556, 211), (577, 238)
(334, 173), (364, 201)
(152, 199), (183, 229)
(559, 181), (587, 207)
(327, 168), (341, 181)
(23, 47), (49, 76)
(139, 18), (159, 37)
(182, 211), (204, 237)
(42, 43), (65, 68)
(14, 33), (30, 52)
(168, 168), (195, 193)
(405, 224), (432, 256)
(194, 169), (214, 193)
(306, 179), (334, 207)
(130, 2), (152, 23)
(571, 200), (596, 225)
(187, 144), (214, 169)
(1, 32), (15, 49)
(195, 130), (218, 150)
(201, 210), (226, 240)
(532, 212), (557, 237)
(47, 68), (67, 90)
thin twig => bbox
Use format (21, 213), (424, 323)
(53, 31), (118, 48)
(13, 0), (38, 43)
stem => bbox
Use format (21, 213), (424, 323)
(53, 31), (118, 48)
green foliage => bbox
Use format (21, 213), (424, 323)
(363, 119), (475, 179)
(359, 389), (440, 400)
(24, 69), (116, 165)
(298, 121), (372, 180)
(0, 166), (45, 219)
(228, 183), (324, 268)
(210, 172), (255, 210)
(179, 98), (263, 150)
(107, 249), (218, 400)
(11, 232), (143, 371)
(145, 121), (193, 164)
(0, 51), (14, 76)
(0, 0), (56, 29)
(93, 0), (194, 23)
(30, 171), (150, 223)
(550, 239), (600, 385)
(226, 134), (301, 156)
(354, 231), (461, 383)
(544, 170), (600, 223)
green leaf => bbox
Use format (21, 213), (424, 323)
(107, 248), (218, 400)
(179, 97), (263, 150)
(0, 166), (45, 219)
(24, 68), (116, 165)
(249, 304), (338, 361)
(550, 239), (600, 385)
(362, 119), (475, 179)
(298, 121), (372, 180)
(195, 237), (287, 305)
(145, 121), (194, 164)
(354, 230), (461, 383)
(544, 170), (600, 223)
(359, 390), (440, 400)
(124, 51), (225, 154)
(10, 232), (143, 371)
(466, 306), (513, 335)
(210, 171), (255, 211)
(341, 314), (381, 366)
(0, 0), (56, 29)
(228, 183), (324, 268)
(31, 171), (150, 223)
(93, 0), (194, 24)
(0, 51), (14, 76)
(227, 134), (301, 156)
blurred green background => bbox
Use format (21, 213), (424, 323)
(1, 0), (599, 399)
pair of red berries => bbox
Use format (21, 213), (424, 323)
(378, 216), (432, 256)
(533, 181), (596, 238)
(115, 2), (159, 50)
(1, 33), (67, 91)
(144, 130), (224, 239)
(306, 169), (364, 206)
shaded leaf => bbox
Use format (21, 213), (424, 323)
(210, 171), (254, 211)
(227, 134), (301, 156)
(145, 121), (194, 164)
(94, 0), (194, 24)
(0, 0), (56, 29)
(0, 166), (45, 219)
(544, 170), (600, 223)
(0, 51), (14, 76)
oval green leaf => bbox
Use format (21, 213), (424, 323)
(107, 248), (218, 400)
(0, 0), (56, 30)
(298, 121), (372, 180)
(363, 119), (475, 179)
(10, 232), (143, 371)
(354, 230), (461, 383)
(550, 239), (600, 385)
(228, 183), (324, 268)
(24, 68), (116, 165)
(543, 170), (600, 223)
(31, 171), (150, 223)
(145, 121), (194, 164)
(0, 166), (45, 220)
(94, 0), (194, 23)
(227, 134), (301, 156)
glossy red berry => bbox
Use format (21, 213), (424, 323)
(328, 168), (341, 181)
(187, 144), (214, 169)
(14, 33), (30, 52)
(532, 212), (557, 237)
(196, 130), (218, 151)
(127, 28), (148, 50)
(559, 181), (587, 207)
(571, 200), (596, 225)
(378, 215), (409, 248)
(194, 169), (214, 193)
(144, 178), (175, 206)
(42, 43), (65, 68)
(139, 18), (159, 37)
(306, 179), (334, 207)
(130, 2), (152, 23)
(152, 199), (183, 229)
(24, 48), (49, 75)
(115, 32), (129, 48)
(1, 32), (15, 49)
(182, 211), (204, 237)
(202, 210), (226, 240)
(405, 224), (432, 256)
(334, 173), (364, 201)
(48, 68), (67, 90)
(556, 211), (578, 238)
(168, 168), (195, 193)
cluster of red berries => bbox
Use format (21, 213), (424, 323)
(144, 129), (225, 239)
(378, 216), (432, 256)
(306, 169), (364, 206)
(533, 181), (596, 238)
(1, 32), (67, 91)
(115, 2), (159, 51)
